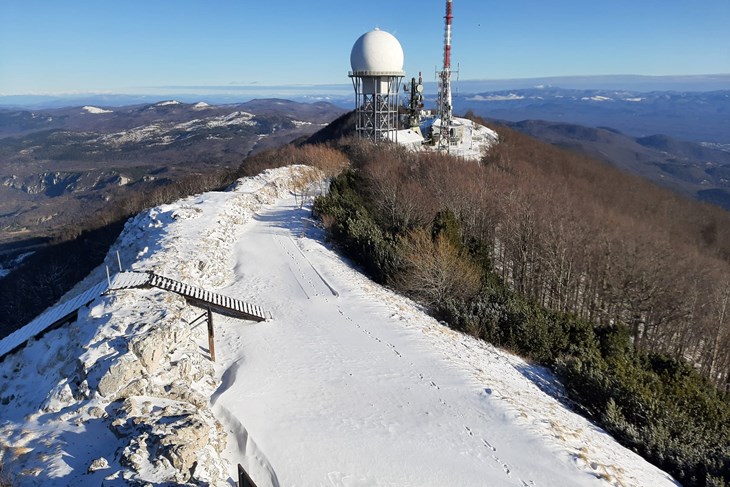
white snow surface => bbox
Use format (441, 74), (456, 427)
(82, 106), (113, 114)
(0, 166), (678, 486)
(175, 111), (256, 131)
(466, 94), (525, 101)
(581, 96), (613, 102)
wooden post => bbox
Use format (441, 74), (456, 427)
(238, 464), (257, 487)
(207, 307), (215, 362)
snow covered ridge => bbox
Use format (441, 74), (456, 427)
(581, 95), (613, 102)
(0, 165), (677, 486)
(82, 105), (113, 114)
(0, 166), (316, 485)
(92, 111), (258, 148)
(156, 100), (181, 106)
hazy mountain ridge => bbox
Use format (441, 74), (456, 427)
(0, 99), (341, 138)
(504, 119), (730, 210)
(456, 88), (730, 144)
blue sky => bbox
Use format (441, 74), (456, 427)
(1, 0), (728, 95)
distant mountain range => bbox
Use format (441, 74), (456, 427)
(0, 99), (345, 252)
(2, 86), (729, 271)
(3, 74), (727, 108)
(454, 88), (730, 145)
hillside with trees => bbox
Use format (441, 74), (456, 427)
(306, 124), (730, 486)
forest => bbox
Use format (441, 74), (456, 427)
(300, 124), (730, 486)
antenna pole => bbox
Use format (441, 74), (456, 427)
(444, 0), (453, 71)
(438, 0), (454, 151)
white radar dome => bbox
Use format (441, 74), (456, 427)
(350, 28), (405, 75)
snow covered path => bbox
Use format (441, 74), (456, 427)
(211, 196), (678, 487)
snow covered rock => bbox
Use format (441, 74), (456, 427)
(96, 353), (146, 398)
(129, 325), (182, 374)
(110, 396), (227, 483)
(40, 381), (74, 413)
(87, 456), (109, 472)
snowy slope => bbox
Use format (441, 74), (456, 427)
(0, 166), (678, 486)
(82, 106), (113, 114)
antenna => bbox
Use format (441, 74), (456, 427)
(404, 72), (424, 129)
(437, 0), (454, 151)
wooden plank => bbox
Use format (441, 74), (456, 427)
(207, 307), (215, 362)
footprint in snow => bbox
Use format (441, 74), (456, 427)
(491, 455), (511, 476)
(482, 439), (497, 452)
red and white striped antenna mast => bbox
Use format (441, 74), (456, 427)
(437, 0), (454, 151)
(443, 0), (453, 72)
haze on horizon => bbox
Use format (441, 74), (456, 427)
(1, 0), (729, 96)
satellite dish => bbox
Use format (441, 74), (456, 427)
(416, 84), (423, 93)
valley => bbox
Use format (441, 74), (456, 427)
(0, 99), (345, 249)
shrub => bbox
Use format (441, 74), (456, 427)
(393, 229), (481, 308)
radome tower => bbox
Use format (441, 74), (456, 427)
(349, 29), (405, 142)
